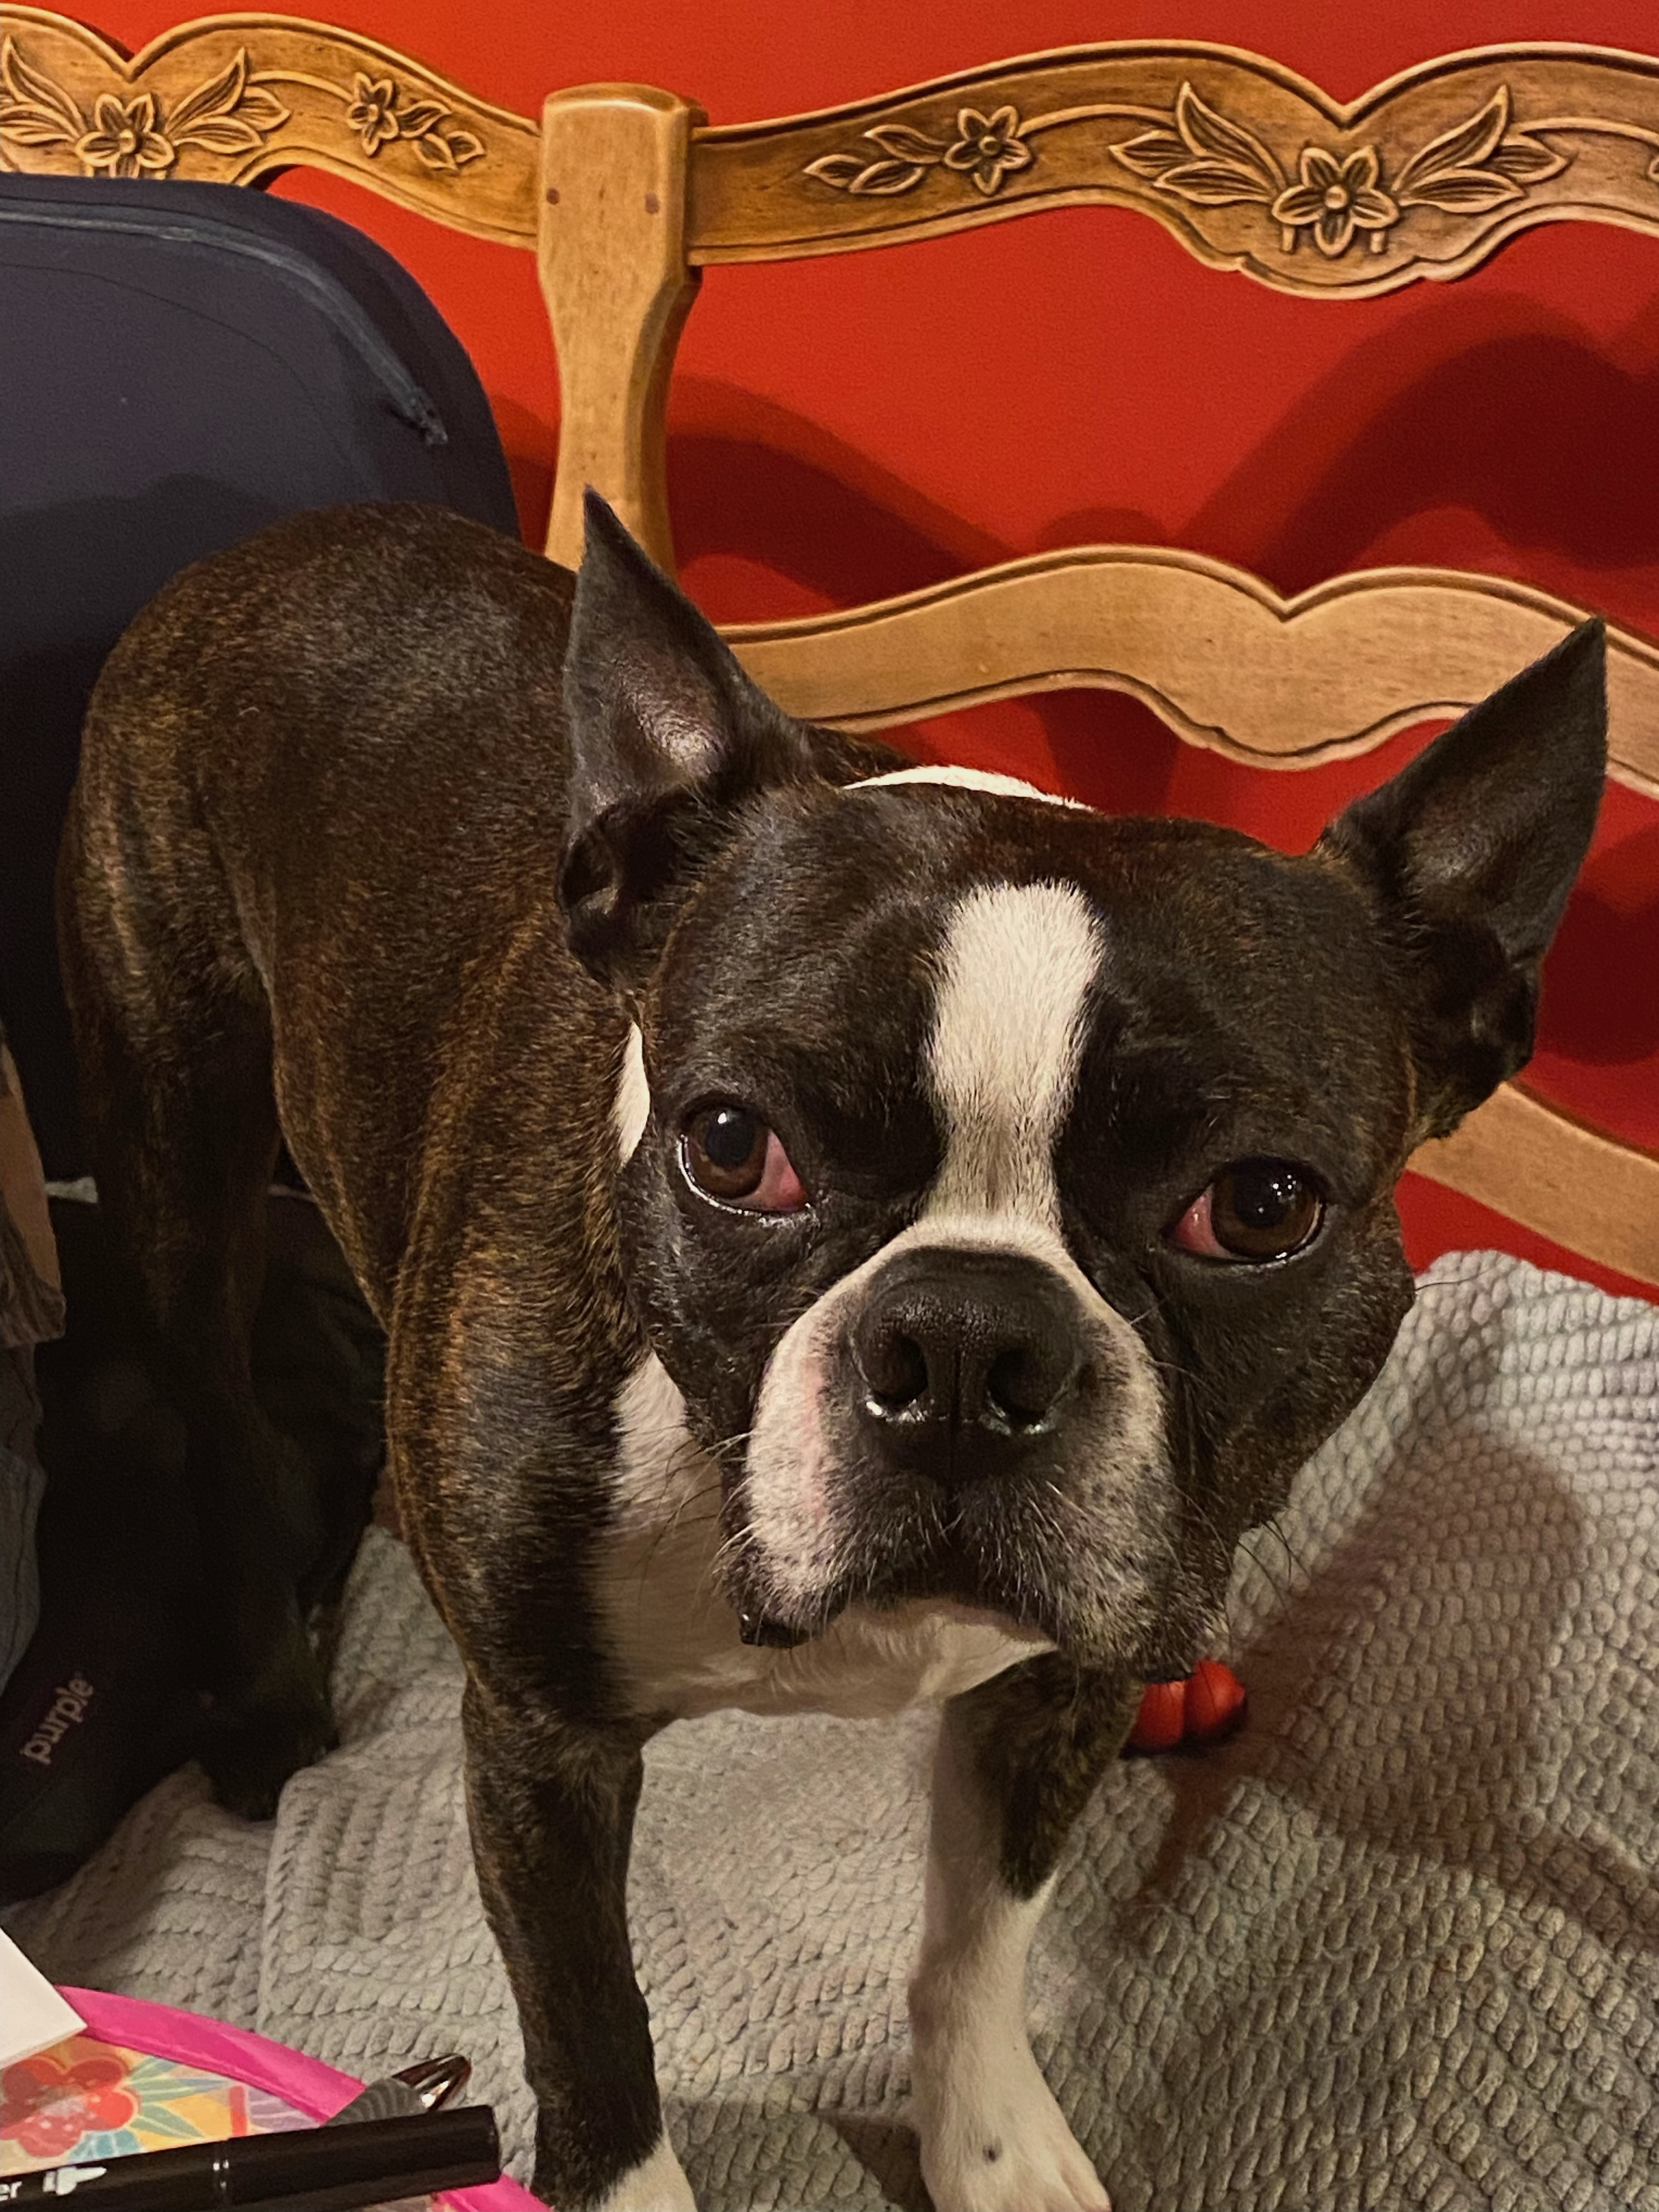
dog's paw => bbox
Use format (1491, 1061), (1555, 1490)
(591, 2134), (697, 2212)
(915, 2040), (1109, 2212)
(201, 1669), (337, 1820)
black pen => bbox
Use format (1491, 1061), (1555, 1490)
(0, 2106), (501, 2212)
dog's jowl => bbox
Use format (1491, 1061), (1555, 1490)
(59, 492), (1606, 2212)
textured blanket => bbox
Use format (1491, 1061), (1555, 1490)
(10, 1253), (1657, 2212)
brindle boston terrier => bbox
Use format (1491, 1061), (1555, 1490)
(58, 493), (1606, 2212)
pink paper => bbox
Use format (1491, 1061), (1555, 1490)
(60, 1989), (545, 2212)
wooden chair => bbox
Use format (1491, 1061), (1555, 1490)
(4, 12), (1657, 1288)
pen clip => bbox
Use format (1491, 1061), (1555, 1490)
(391, 2057), (471, 2113)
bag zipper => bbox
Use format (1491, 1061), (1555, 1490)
(0, 196), (448, 447)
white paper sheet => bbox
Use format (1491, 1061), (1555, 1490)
(0, 1927), (83, 2067)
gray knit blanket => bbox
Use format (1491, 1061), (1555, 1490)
(11, 1253), (1657, 2212)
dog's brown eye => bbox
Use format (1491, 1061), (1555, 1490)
(686, 1107), (765, 1196)
(682, 1107), (808, 1214)
(1170, 1160), (1323, 1262)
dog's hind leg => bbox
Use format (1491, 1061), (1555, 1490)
(57, 790), (334, 1820)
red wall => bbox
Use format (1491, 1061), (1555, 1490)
(89, 1), (1659, 1297)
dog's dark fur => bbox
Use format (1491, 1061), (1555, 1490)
(59, 496), (1606, 2210)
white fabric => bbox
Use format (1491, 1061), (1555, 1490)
(12, 1252), (1656, 2212)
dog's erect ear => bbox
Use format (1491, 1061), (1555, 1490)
(1319, 617), (1607, 1141)
(559, 492), (821, 991)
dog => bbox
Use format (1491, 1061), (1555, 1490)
(58, 492), (1606, 2212)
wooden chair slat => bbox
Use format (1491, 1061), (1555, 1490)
(724, 551), (1659, 798)
(1, 7), (540, 241)
(1413, 1085), (1659, 1290)
(686, 42), (1659, 297)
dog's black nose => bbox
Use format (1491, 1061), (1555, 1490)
(850, 1246), (1083, 1479)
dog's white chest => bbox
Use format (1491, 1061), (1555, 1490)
(605, 1580), (1048, 1722)
(597, 1357), (1050, 1721)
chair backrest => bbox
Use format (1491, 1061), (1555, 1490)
(1, 8), (539, 236)
(537, 43), (1659, 1294)
(4, 12), (1656, 1288)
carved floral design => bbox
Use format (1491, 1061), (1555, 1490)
(800, 122), (933, 194)
(0, 36), (484, 182)
(1113, 83), (1284, 205)
(804, 103), (1039, 196)
(0, 41), (289, 176)
(944, 105), (1033, 194)
(802, 71), (1590, 267)
(343, 71), (482, 170)
(1269, 144), (1398, 257)
(346, 73), (399, 153)
(1391, 87), (1566, 210)
(802, 124), (932, 194)
(1115, 80), (1569, 256)
(75, 91), (173, 176)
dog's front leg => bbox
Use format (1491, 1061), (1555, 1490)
(910, 1657), (1137, 2212)
(462, 1686), (694, 2212)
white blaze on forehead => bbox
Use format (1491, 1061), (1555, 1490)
(851, 764), (1084, 808)
(926, 882), (1103, 1227)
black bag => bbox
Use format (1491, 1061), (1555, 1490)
(0, 174), (507, 1898)
(0, 1188), (385, 1904)
(0, 172), (519, 1177)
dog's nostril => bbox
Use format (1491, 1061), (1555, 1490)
(984, 1346), (1047, 1431)
(981, 1339), (1077, 1432)
(862, 1327), (928, 1412)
